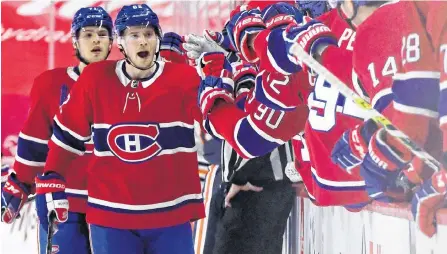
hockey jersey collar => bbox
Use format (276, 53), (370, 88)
(115, 60), (165, 88)
(66, 67), (80, 81)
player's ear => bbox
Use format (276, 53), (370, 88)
(117, 37), (124, 50)
(72, 37), (78, 50)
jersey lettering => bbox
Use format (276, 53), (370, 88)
(308, 76), (366, 131)
(367, 56), (398, 87)
(253, 104), (285, 129)
(338, 28), (356, 51)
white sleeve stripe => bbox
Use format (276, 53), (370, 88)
(439, 115), (447, 126)
(393, 71), (440, 80)
(393, 102), (439, 118)
(92, 123), (112, 129)
(14, 155), (45, 167)
(54, 116), (91, 141)
(158, 146), (197, 155)
(233, 119), (255, 159)
(51, 135), (84, 156)
(94, 150), (114, 157)
(311, 167), (365, 187)
(18, 132), (49, 144)
(440, 81), (447, 91)
(159, 121), (195, 129)
(65, 188), (88, 195)
(88, 193), (203, 210)
(93, 122), (195, 130)
(371, 88), (392, 109)
(246, 115), (284, 144)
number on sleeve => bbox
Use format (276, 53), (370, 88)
(254, 104), (285, 129)
(402, 33), (421, 64)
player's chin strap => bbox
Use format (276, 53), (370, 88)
(118, 36), (160, 71)
(336, 2), (357, 31)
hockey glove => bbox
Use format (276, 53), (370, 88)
(283, 17), (337, 71)
(411, 170), (447, 237)
(1, 164), (8, 192)
(203, 26), (236, 53)
(226, 6), (266, 63)
(198, 76), (235, 116)
(331, 119), (379, 173)
(1, 173), (31, 224)
(261, 2), (302, 30)
(232, 61), (257, 109)
(35, 172), (69, 226)
(160, 32), (188, 64)
(183, 34), (227, 60)
(360, 128), (413, 202)
(196, 52), (232, 79)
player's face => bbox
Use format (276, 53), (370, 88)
(121, 26), (158, 69)
(76, 26), (111, 63)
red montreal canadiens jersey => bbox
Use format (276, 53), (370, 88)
(300, 9), (370, 206)
(44, 60), (205, 229)
(14, 67), (91, 213)
(355, 1), (443, 176)
(396, 1), (447, 154)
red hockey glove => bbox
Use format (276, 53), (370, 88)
(227, 6), (266, 63)
(411, 170), (447, 237)
(283, 17), (337, 71)
(196, 52), (232, 79)
(360, 129), (414, 202)
(232, 61), (257, 110)
(1, 173), (31, 224)
(160, 32), (188, 64)
(198, 76), (235, 116)
(331, 119), (379, 173)
(261, 2), (301, 30)
(35, 172), (69, 226)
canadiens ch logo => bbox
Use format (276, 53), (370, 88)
(106, 123), (162, 163)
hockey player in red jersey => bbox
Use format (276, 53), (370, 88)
(197, 2), (310, 160)
(293, 1), (370, 208)
(300, 0), (445, 236)
(213, 1), (370, 207)
(1, 7), (113, 254)
(34, 4), (205, 254)
(383, 1), (447, 237)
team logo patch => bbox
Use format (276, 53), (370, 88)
(107, 123), (162, 163)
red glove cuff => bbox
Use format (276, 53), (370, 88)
(35, 177), (66, 194)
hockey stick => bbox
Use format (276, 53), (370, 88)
(289, 44), (442, 172)
(46, 211), (57, 254)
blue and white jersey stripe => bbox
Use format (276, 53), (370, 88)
(15, 132), (49, 167)
(88, 193), (203, 214)
(311, 167), (366, 191)
(392, 71), (440, 118)
(51, 116), (90, 156)
(233, 116), (285, 159)
(91, 121), (197, 160)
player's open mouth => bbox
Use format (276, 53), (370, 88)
(91, 47), (102, 53)
(137, 51), (149, 58)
